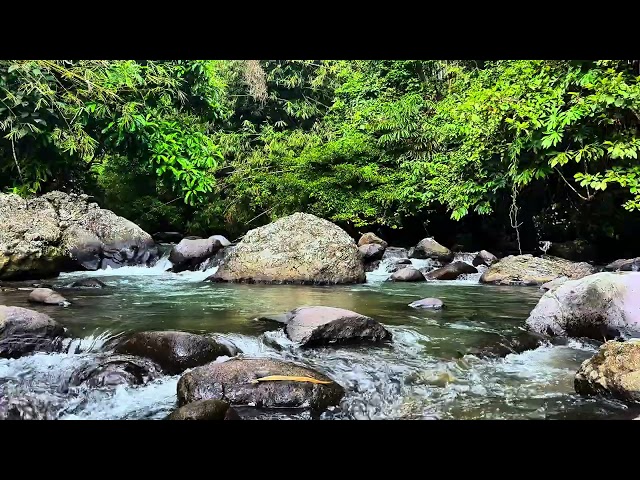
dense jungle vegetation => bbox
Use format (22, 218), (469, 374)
(2, 60), (640, 261)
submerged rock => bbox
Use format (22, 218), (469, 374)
(462, 331), (549, 359)
(271, 306), (392, 347)
(425, 261), (477, 280)
(0, 305), (68, 358)
(526, 272), (640, 339)
(472, 250), (498, 267)
(409, 298), (444, 310)
(208, 212), (365, 285)
(409, 237), (454, 262)
(480, 254), (595, 286)
(165, 399), (239, 420)
(575, 341), (640, 403)
(28, 288), (68, 306)
(357, 232), (388, 249)
(66, 354), (162, 389)
(390, 267), (425, 282)
(169, 237), (225, 273)
(69, 278), (107, 289)
(115, 331), (236, 375)
(0, 191), (158, 280)
(177, 358), (345, 411)
(358, 243), (385, 262)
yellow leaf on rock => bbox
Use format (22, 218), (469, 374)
(250, 375), (332, 385)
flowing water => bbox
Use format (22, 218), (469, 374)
(1, 252), (637, 420)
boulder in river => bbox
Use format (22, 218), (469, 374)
(165, 399), (239, 420)
(358, 243), (385, 262)
(425, 261), (477, 281)
(261, 306), (392, 347)
(357, 232), (388, 249)
(472, 250), (498, 267)
(409, 237), (454, 262)
(408, 298), (444, 310)
(169, 237), (225, 273)
(0, 191), (158, 280)
(526, 272), (640, 339)
(539, 276), (569, 292)
(69, 278), (106, 289)
(390, 267), (425, 282)
(479, 254), (595, 286)
(575, 340), (640, 403)
(605, 258), (640, 272)
(208, 212), (365, 285)
(177, 357), (345, 410)
(28, 288), (69, 306)
(66, 354), (162, 390)
(115, 331), (237, 375)
(0, 305), (68, 358)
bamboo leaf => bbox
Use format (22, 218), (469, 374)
(249, 375), (332, 385)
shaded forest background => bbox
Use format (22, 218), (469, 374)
(2, 60), (640, 262)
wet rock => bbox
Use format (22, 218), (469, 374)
(274, 306), (392, 347)
(472, 250), (498, 267)
(115, 331), (236, 375)
(66, 354), (162, 389)
(425, 261), (477, 280)
(0, 395), (57, 420)
(409, 237), (454, 262)
(539, 276), (569, 292)
(153, 232), (183, 243)
(208, 213), (365, 285)
(605, 258), (640, 272)
(0, 305), (68, 358)
(357, 232), (388, 249)
(480, 254), (595, 286)
(364, 260), (381, 272)
(165, 399), (238, 420)
(177, 357), (345, 410)
(69, 278), (106, 289)
(169, 237), (225, 273)
(382, 247), (409, 262)
(28, 288), (68, 306)
(0, 191), (158, 280)
(390, 267), (425, 282)
(358, 243), (385, 262)
(462, 331), (548, 359)
(409, 298), (444, 310)
(575, 341), (640, 403)
(526, 272), (640, 339)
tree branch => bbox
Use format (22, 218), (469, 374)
(555, 167), (594, 201)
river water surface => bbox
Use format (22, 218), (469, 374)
(0, 253), (637, 420)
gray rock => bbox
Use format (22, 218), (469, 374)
(472, 250), (498, 267)
(165, 399), (239, 420)
(382, 247), (409, 262)
(605, 258), (640, 272)
(480, 254), (595, 286)
(539, 276), (569, 292)
(425, 261), (477, 280)
(409, 298), (444, 310)
(177, 358), (345, 411)
(208, 213), (365, 285)
(169, 238), (224, 273)
(390, 267), (425, 282)
(357, 232), (388, 249)
(115, 331), (237, 375)
(0, 305), (68, 358)
(28, 288), (69, 306)
(66, 354), (162, 389)
(526, 272), (640, 339)
(358, 243), (385, 261)
(409, 237), (454, 262)
(69, 278), (107, 289)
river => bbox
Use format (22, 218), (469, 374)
(0, 252), (637, 420)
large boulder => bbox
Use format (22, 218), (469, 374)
(480, 254), (595, 286)
(472, 250), (498, 267)
(390, 267), (425, 282)
(65, 354), (162, 389)
(409, 237), (454, 262)
(169, 237), (225, 273)
(207, 213), (365, 285)
(165, 399), (239, 420)
(115, 331), (237, 375)
(0, 305), (68, 358)
(605, 258), (640, 272)
(28, 288), (68, 306)
(575, 341), (640, 403)
(425, 261), (477, 280)
(525, 272), (640, 339)
(260, 306), (391, 347)
(358, 244), (385, 262)
(177, 358), (345, 410)
(0, 191), (158, 280)
(357, 232), (388, 249)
